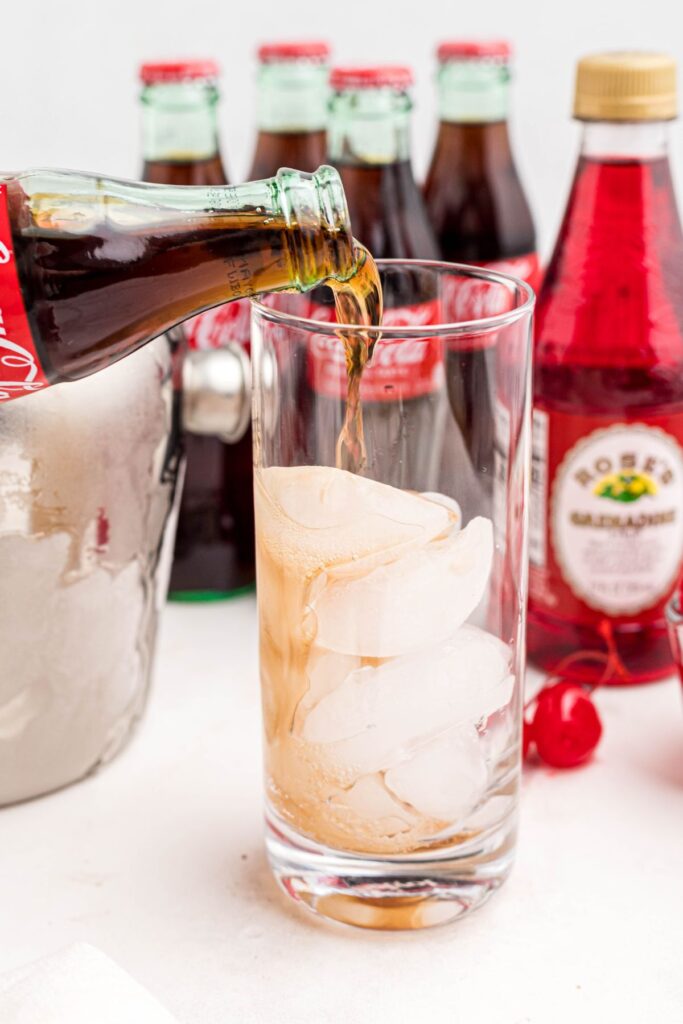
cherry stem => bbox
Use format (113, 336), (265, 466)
(524, 617), (632, 713)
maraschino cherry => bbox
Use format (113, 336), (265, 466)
(523, 621), (625, 769)
(525, 681), (602, 768)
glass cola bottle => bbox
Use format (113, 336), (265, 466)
(140, 59), (254, 598)
(307, 65), (442, 490)
(424, 41), (538, 285)
(528, 53), (683, 683)
(248, 42), (330, 179)
(0, 164), (360, 402)
(424, 41), (538, 524)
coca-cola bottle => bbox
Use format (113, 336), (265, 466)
(424, 41), (538, 524)
(309, 65), (442, 489)
(140, 59), (254, 598)
(424, 40), (539, 287)
(0, 165), (360, 400)
(528, 52), (683, 683)
(248, 41), (330, 179)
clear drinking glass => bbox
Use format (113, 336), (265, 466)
(251, 261), (534, 930)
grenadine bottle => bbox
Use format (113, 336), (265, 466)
(0, 165), (359, 401)
(308, 65), (442, 489)
(248, 42), (330, 179)
(528, 52), (683, 683)
(140, 59), (254, 598)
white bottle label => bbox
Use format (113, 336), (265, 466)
(551, 422), (683, 616)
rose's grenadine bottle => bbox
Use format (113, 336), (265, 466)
(0, 165), (359, 401)
(528, 52), (683, 683)
(308, 65), (443, 489)
(140, 59), (254, 598)
(248, 41), (330, 179)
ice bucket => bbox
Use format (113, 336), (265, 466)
(0, 338), (182, 804)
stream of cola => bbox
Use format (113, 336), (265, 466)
(328, 244), (383, 474)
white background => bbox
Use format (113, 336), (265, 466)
(4, 0), (683, 257)
(2, 601), (683, 1023)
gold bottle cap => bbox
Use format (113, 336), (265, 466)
(573, 52), (677, 121)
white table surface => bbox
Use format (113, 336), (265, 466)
(1, 596), (682, 1024)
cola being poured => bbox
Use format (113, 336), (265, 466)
(0, 166), (367, 402)
(329, 250), (383, 474)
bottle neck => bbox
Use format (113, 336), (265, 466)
(141, 81), (221, 161)
(327, 88), (413, 164)
(256, 60), (328, 132)
(579, 120), (671, 160)
(437, 59), (510, 123)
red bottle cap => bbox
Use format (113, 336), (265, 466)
(437, 41), (512, 62)
(257, 42), (330, 63)
(330, 66), (414, 90)
(139, 60), (220, 84)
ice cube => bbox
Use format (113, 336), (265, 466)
(312, 516), (493, 657)
(302, 625), (513, 777)
(293, 648), (361, 733)
(421, 492), (462, 524)
(255, 465), (454, 577)
(333, 773), (417, 825)
(384, 725), (487, 822)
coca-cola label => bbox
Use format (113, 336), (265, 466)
(0, 184), (48, 402)
(482, 252), (541, 294)
(442, 252), (540, 348)
(184, 299), (251, 352)
(306, 298), (444, 402)
(530, 409), (683, 621)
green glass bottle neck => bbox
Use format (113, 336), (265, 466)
(437, 60), (510, 124)
(141, 81), (221, 160)
(327, 88), (413, 164)
(256, 61), (329, 132)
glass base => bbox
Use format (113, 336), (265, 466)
(266, 810), (516, 931)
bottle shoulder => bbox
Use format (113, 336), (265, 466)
(248, 131), (327, 181)
(536, 153), (683, 370)
(424, 130), (536, 262)
(336, 161), (440, 260)
(142, 156), (228, 186)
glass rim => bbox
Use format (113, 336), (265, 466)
(251, 258), (535, 338)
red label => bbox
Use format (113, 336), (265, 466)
(0, 184), (48, 402)
(480, 252), (541, 294)
(184, 299), (251, 352)
(529, 406), (683, 625)
(440, 252), (540, 350)
(306, 299), (444, 402)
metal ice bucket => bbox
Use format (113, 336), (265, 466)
(0, 333), (251, 804)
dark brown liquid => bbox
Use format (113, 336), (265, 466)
(9, 183), (345, 384)
(309, 160), (441, 488)
(141, 155), (228, 186)
(424, 121), (537, 511)
(249, 131), (326, 180)
(424, 121), (536, 264)
(336, 161), (440, 262)
(142, 154), (255, 598)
